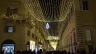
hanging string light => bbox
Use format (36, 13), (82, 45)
(21, 0), (74, 22)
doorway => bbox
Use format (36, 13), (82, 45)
(1, 39), (15, 54)
(88, 45), (93, 53)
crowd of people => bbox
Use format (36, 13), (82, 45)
(1, 49), (96, 54)
(45, 49), (96, 54)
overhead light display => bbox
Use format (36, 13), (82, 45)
(21, 0), (74, 22)
(46, 23), (50, 29)
(47, 36), (59, 40)
(50, 41), (58, 50)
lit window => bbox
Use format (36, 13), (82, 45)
(4, 26), (15, 32)
(8, 27), (13, 32)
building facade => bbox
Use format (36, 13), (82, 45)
(0, 0), (52, 54)
(0, 0), (96, 54)
(57, 0), (96, 53)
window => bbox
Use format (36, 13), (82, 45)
(8, 27), (13, 32)
(16, 20), (20, 24)
(32, 33), (34, 38)
(82, 0), (88, 10)
(27, 30), (30, 36)
(6, 7), (18, 16)
(36, 37), (37, 40)
(4, 26), (15, 32)
(22, 20), (26, 23)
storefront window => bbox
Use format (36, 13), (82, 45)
(30, 41), (35, 51)
(2, 44), (14, 54)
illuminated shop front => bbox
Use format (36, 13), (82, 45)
(2, 44), (14, 54)
(30, 40), (35, 51)
(2, 39), (15, 54)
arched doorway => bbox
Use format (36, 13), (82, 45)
(1, 39), (15, 54)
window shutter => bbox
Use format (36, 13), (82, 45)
(4, 26), (8, 32)
(86, 30), (92, 41)
(13, 27), (16, 32)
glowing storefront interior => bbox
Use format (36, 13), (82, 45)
(30, 40), (35, 51)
